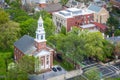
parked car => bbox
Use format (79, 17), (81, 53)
(56, 66), (62, 71)
(52, 67), (57, 72)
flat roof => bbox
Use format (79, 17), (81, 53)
(80, 24), (95, 28)
(53, 8), (94, 18)
(67, 8), (81, 12)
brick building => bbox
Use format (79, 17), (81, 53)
(14, 16), (54, 72)
(53, 8), (95, 32)
(52, 5), (108, 32)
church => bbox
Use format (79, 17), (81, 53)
(14, 16), (54, 72)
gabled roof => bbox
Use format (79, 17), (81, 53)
(45, 3), (63, 12)
(38, 3), (63, 13)
(14, 35), (36, 54)
(88, 4), (102, 12)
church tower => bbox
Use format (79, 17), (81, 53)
(38, 0), (46, 8)
(35, 16), (46, 51)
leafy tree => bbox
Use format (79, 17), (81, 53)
(5, 8), (29, 22)
(9, 0), (21, 9)
(44, 17), (55, 38)
(107, 16), (119, 29)
(17, 55), (35, 73)
(33, 10), (51, 20)
(48, 27), (114, 66)
(6, 55), (35, 80)
(20, 18), (37, 37)
(60, 0), (68, 6)
(60, 26), (67, 35)
(0, 9), (9, 24)
(114, 42), (120, 56)
(0, 56), (6, 75)
(0, 21), (20, 50)
(114, 29), (120, 36)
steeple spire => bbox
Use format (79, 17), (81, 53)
(35, 16), (46, 42)
(34, 16), (47, 51)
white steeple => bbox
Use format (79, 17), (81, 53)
(35, 16), (46, 42)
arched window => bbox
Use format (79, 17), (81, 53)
(41, 35), (43, 40)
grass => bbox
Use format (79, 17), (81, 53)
(54, 59), (74, 71)
(0, 50), (13, 75)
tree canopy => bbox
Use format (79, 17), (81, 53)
(0, 9), (20, 50)
(48, 27), (114, 64)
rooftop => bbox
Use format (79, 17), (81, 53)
(53, 8), (93, 18)
(14, 35), (36, 54)
(80, 24), (95, 28)
(116, 0), (120, 2)
(88, 4), (102, 12)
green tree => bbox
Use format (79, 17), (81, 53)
(6, 55), (35, 80)
(114, 42), (120, 57)
(114, 29), (120, 36)
(0, 21), (20, 50)
(20, 18), (37, 37)
(107, 16), (119, 29)
(60, 0), (68, 6)
(9, 0), (21, 9)
(60, 26), (66, 35)
(44, 17), (55, 38)
(0, 9), (9, 24)
(5, 8), (29, 22)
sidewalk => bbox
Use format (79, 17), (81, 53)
(47, 69), (83, 80)
(100, 59), (120, 66)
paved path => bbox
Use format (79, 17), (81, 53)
(47, 70), (83, 80)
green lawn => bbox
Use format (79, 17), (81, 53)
(0, 50), (13, 75)
(54, 59), (74, 71)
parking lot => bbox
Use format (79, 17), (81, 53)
(29, 65), (66, 80)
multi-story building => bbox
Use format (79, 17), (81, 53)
(88, 4), (109, 24)
(52, 5), (109, 32)
(53, 8), (94, 32)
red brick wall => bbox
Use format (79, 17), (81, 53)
(35, 41), (46, 51)
(67, 17), (75, 31)
(66, 13), (94, 32)
(14, 46), (24, 61)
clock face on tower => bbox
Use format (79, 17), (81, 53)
(39, 23), (42, 27)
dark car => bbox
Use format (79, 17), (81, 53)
(56, 66), (62, 71)
(52, 67), (57, 72)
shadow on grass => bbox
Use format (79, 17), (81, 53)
(54, 59), (74, 71)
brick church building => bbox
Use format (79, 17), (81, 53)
(14, 16), (54, 72)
